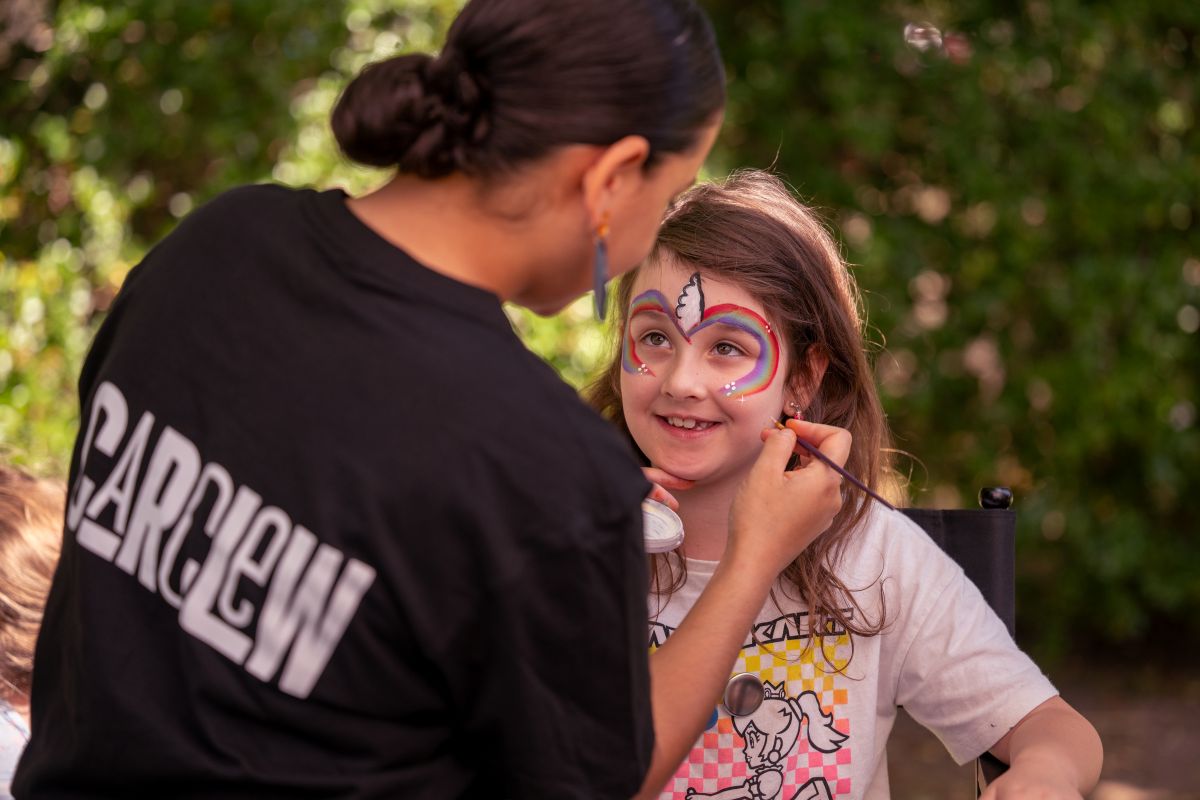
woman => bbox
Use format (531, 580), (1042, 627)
(17, 2), (848, 797)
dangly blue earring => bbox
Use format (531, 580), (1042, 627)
(593, 214), (610, 321)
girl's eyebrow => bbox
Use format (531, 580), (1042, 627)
(629, 308), (670, 321)
(693, 308), (772, 335)
(703, 320), (760, 335)
(629, 304), (672, 319)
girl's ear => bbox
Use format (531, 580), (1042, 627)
(784, 345), (831, 417)
(581, 135), (652, 228)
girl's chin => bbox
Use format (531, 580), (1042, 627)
(648, 459), (716, 485)
(646, 451), (757, 489)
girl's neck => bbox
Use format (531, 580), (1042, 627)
(675, 477), (743, 562)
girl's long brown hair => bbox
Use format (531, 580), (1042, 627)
(0, 463), (63, 702)
(585, 169), (900, 647)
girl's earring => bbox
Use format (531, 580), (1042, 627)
(788, 401), (805, 421)
(593, 214), (611, 321)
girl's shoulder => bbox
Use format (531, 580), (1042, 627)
(835, 505), (963, 587)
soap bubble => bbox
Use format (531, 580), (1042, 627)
(904, 22), (943, 52)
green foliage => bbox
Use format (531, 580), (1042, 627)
(2, 0), (1196, 655)
(0, 0), (462, 471)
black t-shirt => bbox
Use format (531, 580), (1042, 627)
(15, 185), (654, 798)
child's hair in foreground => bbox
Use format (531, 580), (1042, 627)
(587, 169), (898, 642)
(0, 464), (63, 705)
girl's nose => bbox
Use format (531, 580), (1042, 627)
(661, 355), (708, 400)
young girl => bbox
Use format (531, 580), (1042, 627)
(0, 464), (62, 799)
(589, 170), (1102, 799)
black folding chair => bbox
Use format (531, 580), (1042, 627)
(900, 487), (1015, 796)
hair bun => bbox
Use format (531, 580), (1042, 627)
(413, 47), (491, 170)
(332, 49), (490, 177)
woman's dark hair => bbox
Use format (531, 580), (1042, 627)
(332, 0), (725, 178)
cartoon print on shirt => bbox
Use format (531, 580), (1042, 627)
(684, 681), (845, 800)
(651, 606), (855, 797)
(684, 776), (833, 800)
(685, 775), (833, 800)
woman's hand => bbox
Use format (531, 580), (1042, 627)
(725, 420), (851, 579)
(642, 467), (693, 511)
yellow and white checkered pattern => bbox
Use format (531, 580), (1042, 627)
(658, 632), (855, 800)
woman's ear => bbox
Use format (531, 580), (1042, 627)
(581, 135), (651, 228)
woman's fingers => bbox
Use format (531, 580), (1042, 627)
(642, 467), (693, 511)
(643, 467), (695, 492)
(749, 426), (800, 483)
(783, 418), (852, 468)
(758, 421), (851, 470)
(729, 425), (847, 575)
(647, 483), (680, 511)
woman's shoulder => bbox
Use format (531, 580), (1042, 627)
(204, 182), (311, 209)
(476, 363), (649, 507)
(182, 182), (308, 220)
(144, 183), (317, 255)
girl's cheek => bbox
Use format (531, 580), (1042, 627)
(620, 373), (655, 404)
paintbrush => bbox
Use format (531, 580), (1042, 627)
(770, 419), (896, 511)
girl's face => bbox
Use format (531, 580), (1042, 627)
(619, 257), (794, 488)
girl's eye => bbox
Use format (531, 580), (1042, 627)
(713, 341), (746, 357)
(641, 331), (669, 348)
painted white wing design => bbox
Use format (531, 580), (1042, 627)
(674, 272), (704, 329)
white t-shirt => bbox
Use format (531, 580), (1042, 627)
(648, 507), (1057, 800)
(0, 702), (29, 800)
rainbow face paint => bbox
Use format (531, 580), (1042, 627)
(621, 274), (781, 399)
(622, 290), (674, 376)
(690, 304), (780, 397)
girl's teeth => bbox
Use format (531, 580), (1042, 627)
(667, 417), (711, 430)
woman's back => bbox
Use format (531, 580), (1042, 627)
(19, 184), (654, 797)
